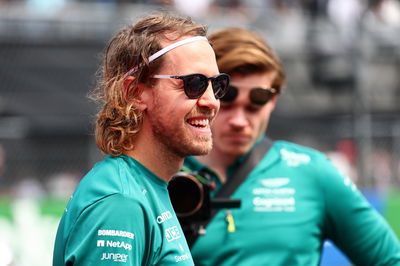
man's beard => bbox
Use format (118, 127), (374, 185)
(152, 122), (212, 158)
(147, 107), (213, 158)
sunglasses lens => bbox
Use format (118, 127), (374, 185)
(249, 88), (274, 105)
(220, 85), (238, 102)
(212, 74), (230, 99)
(183, 74), (208, 99)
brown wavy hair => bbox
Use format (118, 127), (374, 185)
(90, 12), (207, 156)
(208, 27), (285, 93)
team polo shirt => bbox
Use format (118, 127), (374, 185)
(53, 155), (194, 266)
(184, 140), (400, 266)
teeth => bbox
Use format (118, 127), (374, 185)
(189, 119), (209, 127)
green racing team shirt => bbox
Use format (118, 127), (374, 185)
(184, 140), (400, 266)
(53, 154), (194, 266)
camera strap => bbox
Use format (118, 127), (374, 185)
(202, 136), (273, 228)
(214, 136), (273, 199)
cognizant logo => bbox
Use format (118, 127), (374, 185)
(157, 211), (172, 224)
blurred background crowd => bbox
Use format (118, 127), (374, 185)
(0, 0), (399, 265)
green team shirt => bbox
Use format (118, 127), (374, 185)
(53, 155), (194, 266)
(184, 140), (400, 266)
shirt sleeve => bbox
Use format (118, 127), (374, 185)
(319, 156), (400, 266)
(64, 193), (159, 265)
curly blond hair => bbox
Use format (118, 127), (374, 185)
(209, 27), (285, 93)
(90, 12), (207, 156)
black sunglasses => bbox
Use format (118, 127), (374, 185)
(152, 73), (230, 99)
(221, 85), (277, 105)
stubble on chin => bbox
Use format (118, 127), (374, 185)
(176, 134), (213, 157)
(190, 136), (213, 156)
(151, 121), (214, 158)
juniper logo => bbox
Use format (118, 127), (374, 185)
(100, 252), (128, 263)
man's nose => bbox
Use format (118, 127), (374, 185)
(229, 107), (249, 129)
(197, 83), (219, 111)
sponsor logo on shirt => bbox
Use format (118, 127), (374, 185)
(98, 240), (105, 247)
(97, 240), (132, 250)
(280, 149), (310, 167)
(260, 177), (290, 187)
(98, 230), (134, 239)
(252, 178), (296, 212)
(253, 187), (295, 195)
(253, 197), (295, 208)
(253, 178), (295, 196)
(157, 211), (172, 224)
(100, 252), (128, 263)
(165, 226), (182, 242)
(175, 253), (190, 262)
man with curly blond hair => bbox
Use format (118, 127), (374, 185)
(53, 12), (230, 265)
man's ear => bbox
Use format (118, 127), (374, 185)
(123, 76), (151, 111)
(123, 76), (135, 102)
(123, 76), (135, 92)
(135, 83), (152, 111)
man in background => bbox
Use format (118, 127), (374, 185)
(184, 27), (400, 265)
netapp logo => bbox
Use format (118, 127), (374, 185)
(157, 211), (172, 224)
(97, 240), (132, 250)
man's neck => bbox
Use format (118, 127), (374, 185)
(196, 149), (237, 184)
(125, 137), (183, 183)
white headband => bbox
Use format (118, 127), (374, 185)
(125, 36), (208, 76)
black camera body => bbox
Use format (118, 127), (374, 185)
(168, 171), (240, 247)
(167, 171), (212, 246)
